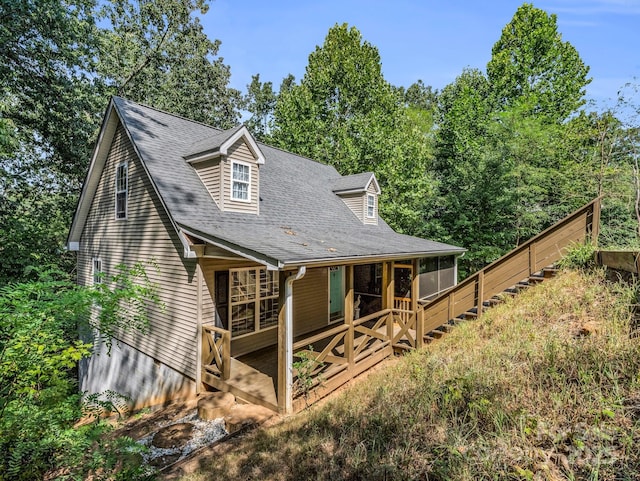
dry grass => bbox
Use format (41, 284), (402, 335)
(172, 269), (640, 481)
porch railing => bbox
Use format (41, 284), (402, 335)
(420, 197), (601, 333)
(292, 309), (395, 394)
(202, 325), (231, 380)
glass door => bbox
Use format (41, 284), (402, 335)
(328, 266), (345, 323)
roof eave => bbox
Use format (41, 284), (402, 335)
(281, 248), (467, 269)
(178, 225), (283, 270)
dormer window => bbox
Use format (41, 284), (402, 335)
(115, 161), (128, 219)
(332, 172), (380, 225)
(231, 161), (250, 201)
(366, 194), (376, 218)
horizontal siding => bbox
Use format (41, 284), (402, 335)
(194, 158), (221, 207)
(223, 139), (259, 214)
(340, 194), (364, 222)
(293, 267), (329, 336)
(79, 121), (200, 380)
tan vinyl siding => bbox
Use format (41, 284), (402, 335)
(364, 182), (378, 225)
(78, 121), (207, 381)
(193, 158), (222, 207)
(340, 194), (365, 222)
(293, 267), (329, 336)
(223, 139), (259, 214)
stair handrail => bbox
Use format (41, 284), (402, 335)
(420, 197), (602, 331)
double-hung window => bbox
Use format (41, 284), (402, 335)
(231, 162), (250, 201)
(366, 194), (376, 218)
(115, 162), (128, 219)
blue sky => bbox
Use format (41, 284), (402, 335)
(201, 0), (640, 110)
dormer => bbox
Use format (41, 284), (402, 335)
(332, 172), (381, 225)
(184, 126), (265, 214)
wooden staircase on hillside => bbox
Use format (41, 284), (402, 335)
(414, 198), (601, 347)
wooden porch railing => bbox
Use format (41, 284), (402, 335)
(292, 309), (395, 395)
(420, 197), (601, 334)
(202, 325), (231, 380)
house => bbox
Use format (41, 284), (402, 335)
(68, 97), (465, 414)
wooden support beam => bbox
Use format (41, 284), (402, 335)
(591, 198), (601, 246)
(196, 259), (203, 393)
(344, 265), (355, 371)
(277, 271), (288, 414)
(477, 271), (484, 319)
(529, 243), (537, 276)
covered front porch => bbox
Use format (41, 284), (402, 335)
(200, 260), (436, 414)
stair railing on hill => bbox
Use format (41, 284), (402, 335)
(420, 198), (601, 334)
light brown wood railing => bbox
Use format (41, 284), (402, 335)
(420, 197), (601, 334)
(292, 309), (395, 393)
(202, 325), (231, 380)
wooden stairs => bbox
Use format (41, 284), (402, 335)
(415, 197), (601, 349)
(419, 266), (559, 345)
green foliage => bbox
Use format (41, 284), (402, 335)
(0, 265), (159, 479)
(97, 0), (240, 129)
(243, 74), (277, 140)
(557, 242), (597, 270)
(272, 23), (438, 236)
(487, 3), (591, 122)
(292, 347), (323, 402)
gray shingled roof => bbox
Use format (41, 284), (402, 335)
(112, 97), (464, 266)
(332, 172), (377, 193)
(184, 125), (244, 160)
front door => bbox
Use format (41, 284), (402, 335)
(328, 266), (345, 323)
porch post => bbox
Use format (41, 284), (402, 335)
(382, 261), (394, 310)
(277, 267), (306, 415)
(277, 271), (288, 414)
(412, 258), (423, 349)
(344, 265), (355, 371)
(195, 259), (203, 394)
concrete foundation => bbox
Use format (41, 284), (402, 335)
(79, 337), (195, 410)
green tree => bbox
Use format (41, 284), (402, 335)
(272, 24), (436, 234)
(487, 3), (591, 122)
(243, 74), (276, 140)
(98, 0), (240, 128)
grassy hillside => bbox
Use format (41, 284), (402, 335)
(176, 269), (640, 481)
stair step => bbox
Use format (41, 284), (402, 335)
(430, 329), (445, 339)
(543, 267), (559, 279)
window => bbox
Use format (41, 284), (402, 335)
(92, 258), (103, 285)
(228, 267), (279, 337)
(231, 162), (250, 201)
(115, 162), (128, 219)
(366, 194), (376, 218)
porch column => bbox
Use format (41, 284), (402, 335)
(344, 265), (355, 371)
(412, 258), (423, 349)
(195, 258), (203, 393)
(382, 261), (394, 310)
(277, 267), (306, 415)
(277, 271), (288, 414)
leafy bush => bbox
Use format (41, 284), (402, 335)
(0, 264), (159, 479)
(557, 241), (597, 270)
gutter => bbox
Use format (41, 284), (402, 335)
(282, 249), (466, 269)
(284, 266), (306, 413)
